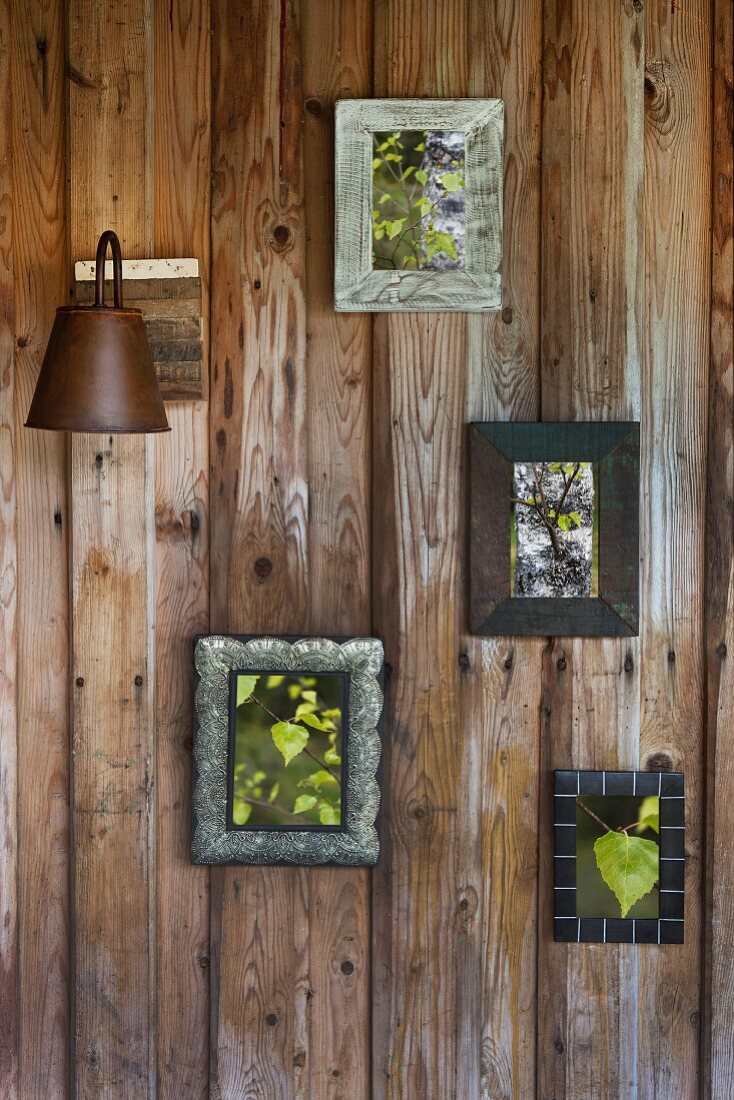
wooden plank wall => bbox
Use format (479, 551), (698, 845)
(0, 1), (731, 1098)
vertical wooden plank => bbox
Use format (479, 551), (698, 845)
(371, 3), (480, 1097)
(12, 0), (71, 1094)
(67, 0), (156, 1095)
(465, 4), (544, 1096)
(302, 1), (372, 1096)
(210, 2), (310, 1096)
(0, 2), (17, 1095)
(153, 0), (211, 1094)
(537, 3), (645, 1098)
(640, 2), (711, 1095)
(706, 2), (734, 1095)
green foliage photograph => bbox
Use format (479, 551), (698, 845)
(231, 671), (344, 829)
(371, 129), (466, 271)
(576, 795), (660, 919)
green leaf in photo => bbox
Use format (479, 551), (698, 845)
(298, 711), (332, 733)
(318, 801), (340, 826)
(271, 721), (309, 766)
(593, 831), (660, 918)
(425, 229), (458, 264)
(298, 769), (338, 791)
(634, 795), (660, 835)
(293, 794), (318, 815)
(236, 675), (259, 706)
(415, 168), (428, 185)
(232, 798), (252, 826)
(265, 674), (285, 689)
(437, 171), (463, 194)
(324, 747), (342, 767)
(268, 782), (280, 804)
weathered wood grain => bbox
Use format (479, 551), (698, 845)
(152, 0), (211, 1094)
(210, 2), (312, 1096)
(0, 4), (17, 1096)
(538, 2), (644, 1097)
(69, 435), (156, 1099)
(639, 1), (711, 1095)
(463, 4), (544, 1096)
(11, 0), (71, 1095)
(706, 3), (734, 1095)
(68, 0), (156, 1095)
(1, 4), (728, 1096)
(371, 3), (482, 1096)
(302, 1), (372, 1095)
(76, 275), (204, 399)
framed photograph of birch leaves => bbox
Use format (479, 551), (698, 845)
(191, 635), (384, 866)
(468, 422), (640, 636)
(334, 99), (503, 311)
(554, 770), (685, 944)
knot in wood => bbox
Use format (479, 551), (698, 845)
(271, 223), (291, 250)
(254, 556), (273, 579)
(340, 959), (354, 976)
(501, 306), (513, 324)
(645, 752), (673, 773)
(556, 656), (567, 672)
(265, 1012), (279, 1027)
(716, 642), (727, 660)
(305, 97), (322, 116)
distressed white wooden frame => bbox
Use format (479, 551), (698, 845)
(334, 99), (503, 312)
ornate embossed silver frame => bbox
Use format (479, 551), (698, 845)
(192, 635), (384, 866)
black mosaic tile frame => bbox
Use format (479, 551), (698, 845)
(554, 770), (685, 945)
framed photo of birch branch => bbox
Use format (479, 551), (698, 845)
(469, 422), (640, 636)
(191, 635), (384, 866)
(554, 770), (685, 945)
(334, 99), (503, 311)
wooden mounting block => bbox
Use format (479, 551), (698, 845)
(75, 258), (203, 400)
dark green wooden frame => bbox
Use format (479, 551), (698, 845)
(469, 422), (640, 637)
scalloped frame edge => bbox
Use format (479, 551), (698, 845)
(191, 634), (384, 866)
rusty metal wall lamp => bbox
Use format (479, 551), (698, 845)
(25, 230), (170, 433)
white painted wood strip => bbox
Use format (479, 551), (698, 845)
(75, 258), (199, 280)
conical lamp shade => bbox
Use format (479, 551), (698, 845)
(25, 231), (170, 434)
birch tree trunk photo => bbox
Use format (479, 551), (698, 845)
(420, 130), (466, 269)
